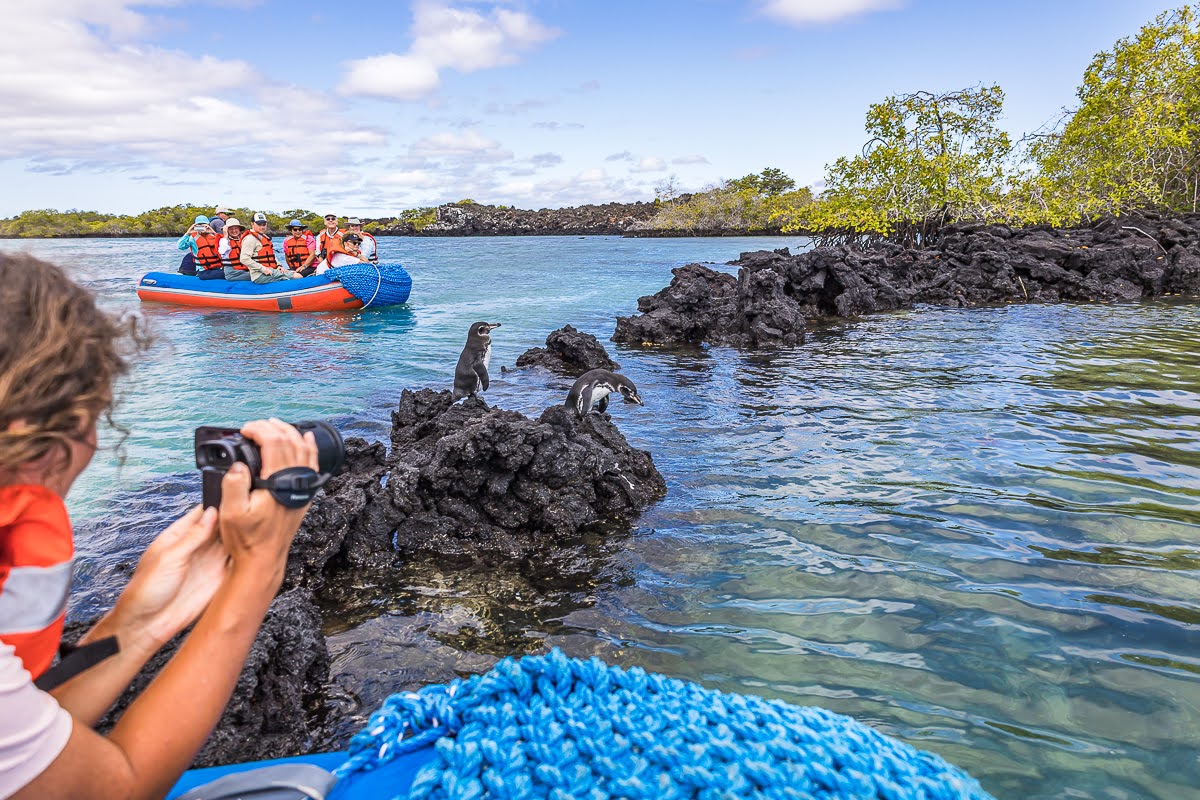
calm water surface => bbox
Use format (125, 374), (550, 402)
(3, 236), (1198, 800)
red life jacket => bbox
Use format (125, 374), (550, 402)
(192, 231), (223, 271)
(283, 235), (312, 270)
(0, 485), (73, 678)
(224, 231), (246, 270)
(245, 230), (278, 271)
(316, 229), (344, 259)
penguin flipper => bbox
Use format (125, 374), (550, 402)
(596, 394), (609, 414)
(474, 362), (490, 392)
(580, 384), (595, 415)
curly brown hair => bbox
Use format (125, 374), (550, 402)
(0, 252), (149, 471)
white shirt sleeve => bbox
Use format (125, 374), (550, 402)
(0, 644), (72, 799)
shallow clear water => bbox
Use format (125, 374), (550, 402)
(4, 236), (1198, 799)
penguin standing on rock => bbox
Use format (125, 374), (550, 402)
(565, 369), (643, 417)
(453, 322), (501, 400)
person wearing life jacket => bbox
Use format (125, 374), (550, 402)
(304, 213), (344, 272)
(176, 215), (222, 277)
(282, 219), (317, 276)
(210, 205), (233, 237)
(0, 250), (319, 800)
(344, 218), (378, 263)
(240, 213), (299, 284)
(219, 218), (251, 281)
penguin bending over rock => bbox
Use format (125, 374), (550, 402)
(453, 321), (501, 400)
(565, 369), (643, 417)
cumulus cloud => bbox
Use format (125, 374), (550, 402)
(672, 155), (710, 165)
(0, 0), (383, 177)
(411, 131), (512, 161)
(341, 1), (559, 101)
(605, 151), (634, 162)
(631, 157), (668, 173)
(758, 0), (904, 25)
(530, 152), (563, 167)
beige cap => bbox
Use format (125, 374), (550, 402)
(224, 217), (243, 229)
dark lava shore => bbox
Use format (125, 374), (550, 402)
(614, 213), (1200, 348)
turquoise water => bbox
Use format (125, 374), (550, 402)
(3, 236), (1198, 799)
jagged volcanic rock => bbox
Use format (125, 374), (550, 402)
(612, 258), (805, 347)
(88, 588), (330, 768)
(512, 324), (620, 373)
(613, 214), (1200, 348)
(332, 389), (665, 566)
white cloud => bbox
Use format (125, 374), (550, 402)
(631, 157), (668, 173)
(341, 1), (559, 101)
(372, 170), (444, 189)
(672, 154), (710, 165)
(411, 131), (511, 161)
(0, 0), (384, 176)
(758, 0), (904, 25)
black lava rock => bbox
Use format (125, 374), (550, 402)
(513, 325), (620, 374)
(334, 389), (666, 566)
(614, 215), (1200, 348)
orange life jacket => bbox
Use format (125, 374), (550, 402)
(316, 229), (344, 259)
(360, 231), (378, 262)
(283, 235), (312, 270)
(192, 231), (223, 271)
(224, 231), (246, 270)
(0, 485), (74, 678)
(245, 230), (278, 271)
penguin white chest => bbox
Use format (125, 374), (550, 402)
(478, 343), (491, 389)
(588, 385), (612, 410)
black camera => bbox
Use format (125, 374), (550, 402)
(195, 420), (345, 509)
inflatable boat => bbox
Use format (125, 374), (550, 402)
(136, 262), (411, 312)
(169, 649), (993, 800)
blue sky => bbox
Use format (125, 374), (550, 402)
(0, 0), (1181, 216)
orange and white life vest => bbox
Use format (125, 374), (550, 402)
(0, 485), (73, 678)
(244, 230), (278, 271)
(316, 229), (344, 259)
(192, 231), (223, 271)
(283, 235), (312, 270)
(223, 231), (246, 270)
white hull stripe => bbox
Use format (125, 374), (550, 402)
(0, 559), (74, 634)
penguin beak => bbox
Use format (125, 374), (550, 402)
(487, 323), (502, 331)
(626, 391), (643, 406)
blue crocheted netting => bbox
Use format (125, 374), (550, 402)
(327, 262), (412, 308)
(336, 649), (994, 800)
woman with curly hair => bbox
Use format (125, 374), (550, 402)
(0, 252), (318, 800)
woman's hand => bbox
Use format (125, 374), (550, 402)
(104, 505), (228, 657)
(217, 419), (318, 582)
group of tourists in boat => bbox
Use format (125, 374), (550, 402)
(178, 208), (379, 285)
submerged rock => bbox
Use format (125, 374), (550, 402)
(512, 324), (620, 373)
(334, 389), (665, 565)
(614, 214), (1200, 348)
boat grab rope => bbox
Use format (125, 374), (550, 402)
(327, 262), (412, 309)
(334, 648), (993, 799)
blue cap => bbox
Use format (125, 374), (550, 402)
(288, 219), (304, 228)
(194, 214), (210, 225)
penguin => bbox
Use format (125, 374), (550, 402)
(453, 321), (501, 400)
(565, 369), (643, 417)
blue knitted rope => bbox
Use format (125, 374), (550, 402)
(336, 649), (993, 800)
(328, 262), (412, 308)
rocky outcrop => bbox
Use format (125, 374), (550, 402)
(614, 214), (1200, 347)
(612, 259), (805, 347)
(373, 202), (659, 236)
(327, 390), (665, 565)
(89, 589), (330, 768)
(511, 325), (620, 374)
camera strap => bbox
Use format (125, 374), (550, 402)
(254, 467), (331, 509)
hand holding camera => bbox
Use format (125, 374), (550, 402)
(195, 418), (343, 576)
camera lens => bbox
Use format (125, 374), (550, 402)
(294, 420), (345, 476)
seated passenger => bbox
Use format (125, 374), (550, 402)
(282, 220), (317, 277)
(219, 218), (251, 281)
(317, 233), (370, 273)
(304, 213), (343, 273)
(176, 215), (222, 277)
(0, 252), (318, 800)
(210, 206), (233, 236)
(344, 218), (378, 263)
(241, 213), (299, 284)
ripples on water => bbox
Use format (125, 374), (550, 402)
(3, 236), (1198, 799)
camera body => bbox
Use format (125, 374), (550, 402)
(195, 420), (345, 508)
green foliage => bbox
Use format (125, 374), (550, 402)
(794, 86), (1012, 245)
(397, 207), (437, 231)
(1021, 5), (1200, 222)
(641, 169), (809, 233)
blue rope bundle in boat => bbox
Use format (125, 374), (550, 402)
(335, 649), (993, 799)
(328, 262), (412, 308)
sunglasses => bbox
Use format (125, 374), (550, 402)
(324, 216), (337, 221)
